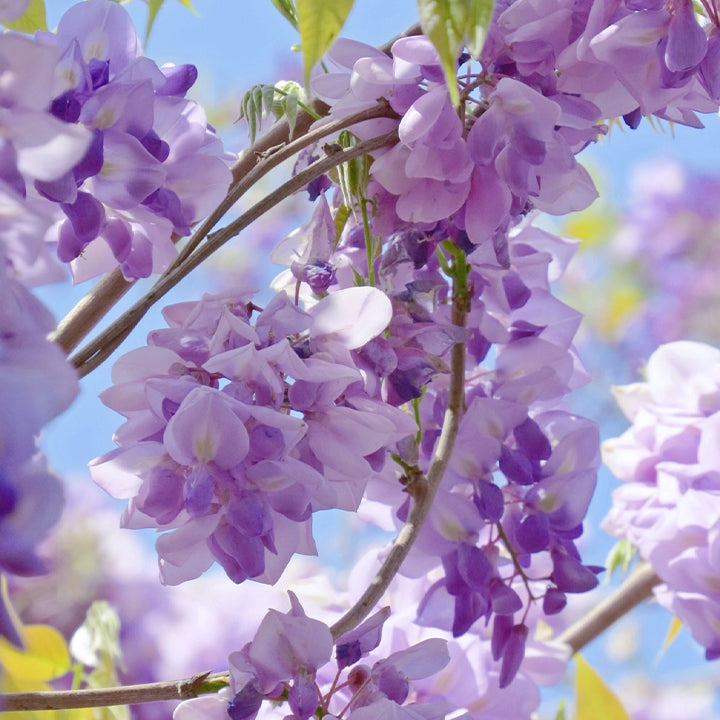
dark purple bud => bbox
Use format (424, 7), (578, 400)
(387, 366), (428, 402)
(622, 107), (642, 130)
(87, 58), (110, 89)
(516, 513), (550, 553)
(335, 607), (390, 669)
(513, 417), (551, 461)
(306, 173), (332, 200)
(451, 229), (474, 254)
(158, 63), (198, 96)
(509, 320), (544, 341)
(542, 587), (567, 615)
(499, 624), (528, 688)
(457, 542), (492, 590)
(143, 187), (190, 235)
(404, 229), (431, 267)
(474, 481), (504, 522)
(551, 553), (600, 593)
(139, 129), (170, 162)
(0, 474), (17, 518)
(73, 129), (105, 184)
(499, 445), (535, 486)
(50, 90), (83, 122)
(452, 589), (486, 636)
(442, 549), (464, 596)
(491, 613), (513, 661)
(357, 337), (397, 377)
(60, 191), (105, 248)
(301, 260), (335, 294)
(288, 673), (320, 720)
(705, 647), (720, 661)
(489, 578), (523, 616)
(227, 683), (263, 720)
(35, 172), (76, 203)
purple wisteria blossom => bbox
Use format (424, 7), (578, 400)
(0, 258), (78, 643)
(33, 0), (233, 281)
(91, 286), (414, 586)
(603, 341), (720, 658)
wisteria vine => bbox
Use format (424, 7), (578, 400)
(4, 0), (720, 718)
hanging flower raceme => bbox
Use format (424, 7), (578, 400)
(34, 0), (233, 281)
(90, 286), (415, 586)
(603, 341), (720, 658)
(0, 260), (78, 644)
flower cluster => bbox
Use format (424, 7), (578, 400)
(34, 0), (233, 281)
(73, 0), (720, 706)
(0, 0), (235, 645)
(174, 544), (572, 720)
(0, 272), (78, 644)
(91, 287), (414, 586)
(603, 341), (720, 658)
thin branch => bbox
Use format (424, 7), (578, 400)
(556, 562), (661, 654)
(69, 129), (399, 377)
(1, 671), (229, 711)
(167, 99), (397, 274)
(330, 263), (469, 640)
(50, 268), (135, 355)
(51, 66), (398, 358)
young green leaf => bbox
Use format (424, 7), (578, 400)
(605, 538), (637, 578)
(2, 0), (47, 33)
(574, 655), (631, 720)
(416, 0), (494, 106)
(269, 0), (298, 29)
(296, 0), (355, 87)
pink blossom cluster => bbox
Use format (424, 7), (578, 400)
(603, 341), (720, 658)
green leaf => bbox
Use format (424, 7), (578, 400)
(417, 0), (494, 106)
(605, 538), (637, 578)
(574, 655), (631, 720)
(296, 0), (355, 87)
(465, 0), (494, 57)
(554, 699), (567, 720)
(0, 625), (70, 682)
(3, 0), (47, 32)
(73, 602), (128, 720)
(270, 0), (298, 29)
